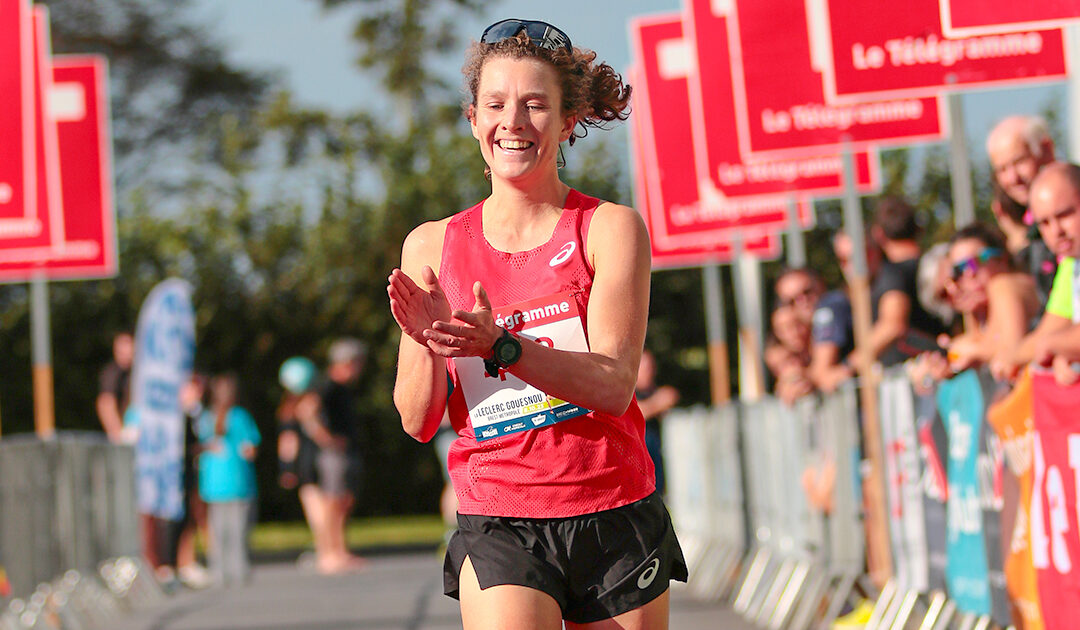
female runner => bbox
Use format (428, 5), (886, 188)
(387, 18), (685, 630)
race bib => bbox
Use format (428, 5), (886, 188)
(455, 292), (591, 441)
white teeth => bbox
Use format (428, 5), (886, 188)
(498, 140), (532, 150)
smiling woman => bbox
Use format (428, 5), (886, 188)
(386, 18), (685, 630)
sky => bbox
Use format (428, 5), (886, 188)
(190, 0), (1072, 195)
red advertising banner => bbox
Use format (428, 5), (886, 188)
(632, 14), (880, 212)
(716, 0), (945, 158)
(0, 0), (34, 229)
(632, 17), (814, 247)
(629, 68), (779, 269)
(1030, 372), (1080, 630)
(0, 55), (117, 282)
(941, 0), (1080, 38)
(813, 0), (1069, 103)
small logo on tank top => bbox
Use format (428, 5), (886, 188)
(548, 241), (576, 267)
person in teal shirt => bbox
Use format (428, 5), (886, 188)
(197, 374), (260, 586)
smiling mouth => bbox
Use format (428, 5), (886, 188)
(496, 139), (534, 151)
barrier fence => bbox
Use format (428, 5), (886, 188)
(665, 366), (1080, 630)
(0, 434), (139, 599)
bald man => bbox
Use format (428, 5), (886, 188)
(993, 162), (1080, 383)
(986, 115), (1058, 307)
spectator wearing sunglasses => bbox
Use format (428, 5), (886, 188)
(996, 162), (1080, 385)
(918, 223), (1039, 379)
(388, 19), (685, 629)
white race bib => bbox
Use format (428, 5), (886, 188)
(455, 292), (591, 441)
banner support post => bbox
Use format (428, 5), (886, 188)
(30, 274), (55, 439)
(703, 262), (731, 405)
(947, 91), (975, 228)
(785, 197), (807, 267)
(1067, 24), (1080, 162)
(842, 143), (892, 586)
(732, 235), (765, 401)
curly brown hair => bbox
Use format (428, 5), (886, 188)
(461, 30), (632, 145)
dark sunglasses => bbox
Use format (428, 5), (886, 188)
(951, 247), (1003, 280)
(778, 286), (816, 308)
(481, 19), (572, 52)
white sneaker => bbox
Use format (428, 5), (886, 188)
(178, 563), (213, 589)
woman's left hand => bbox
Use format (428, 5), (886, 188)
(426, 281), (502, 358)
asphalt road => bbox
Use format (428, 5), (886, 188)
(110, 552), (757, 630)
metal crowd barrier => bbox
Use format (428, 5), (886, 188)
(665, 365), (1076, 630)
(0, 433), (139, 600)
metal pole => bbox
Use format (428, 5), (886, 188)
(947, 92), (975, 228)
(732, 235), (765, 401)
(30, 275), (55, 438)
(703, 263), (731, 405)
(785, 197), (807, 267)
(841, 144), (892, 586)
(1068, 24), (1080, 161)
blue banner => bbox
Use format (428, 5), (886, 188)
(130, 279), (195, 521)
(937, 370), (991, 615)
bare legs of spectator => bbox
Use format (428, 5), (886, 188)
(299, 483), (333, 571)
(321, 493), (364, 574)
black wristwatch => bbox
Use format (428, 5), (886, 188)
(484, 328), (522, 377)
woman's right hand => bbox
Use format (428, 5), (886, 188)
(388, 265), (453, 348)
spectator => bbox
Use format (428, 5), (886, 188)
(986, 115), (1058, 306)
(808, 231), (879, 392)
(853, 196), (945, 369)
(921, 223), (1039, 380)
(996, 163), (1080, 384)
(197, 374), (260, 587)
(635, 349), (680, 494)
(766, 304), (814, 404)
(176, 374), (212, 589)
(96, 331), (133, 443)
(774, 267), (825, 326)
(298, 338), (368, 574)
(275, 357), (331, 572)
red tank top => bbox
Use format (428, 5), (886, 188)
(439, 190), (655, 518)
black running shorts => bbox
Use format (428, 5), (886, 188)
(443, 491), (687, 624)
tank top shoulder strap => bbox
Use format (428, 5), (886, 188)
(564, 189), (600, 274)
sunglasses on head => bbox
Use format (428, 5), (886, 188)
(951, 247), (1003, 280)
(481, 19), (572, 52)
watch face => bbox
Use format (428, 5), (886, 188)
(495, 335), (522, 365)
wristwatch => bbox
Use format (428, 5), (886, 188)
(484, 328), (522, 377)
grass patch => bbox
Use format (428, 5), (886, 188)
(249, 514), (445, 553)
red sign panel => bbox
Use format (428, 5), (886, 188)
(629, 67), (779, 269)
(715, 0), (945, 158)
(0, 55), (117, 282)
(0, 0), (48, 244)
(0, 0), (34, 227)
(941, 0), (1080, 38)
(662, 11), (880, 202)
(632, 16), (815, 247)
(815, 0), (1069, 103)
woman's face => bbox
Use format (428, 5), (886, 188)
(947, 237), (999, 314)
(470, 56), (576, 183)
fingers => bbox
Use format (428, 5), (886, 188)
(472, 281), (492, 311)
(422, 266), (444, 295)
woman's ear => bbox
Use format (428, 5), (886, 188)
(468, 104), (479, 139)
(560, 114), (577, 143)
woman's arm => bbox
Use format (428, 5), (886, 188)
(388, 220), (451, 443)
(985, 274), (1034, 366)
(424, 203), (651, 417)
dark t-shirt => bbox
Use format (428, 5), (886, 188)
(319, 379), (360, 452)
(1015, 224), (1058, 313)
(812, 290), (855, 358)
(98, 361), (131, 415)
(872, 257), (946, 366)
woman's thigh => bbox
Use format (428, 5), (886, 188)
(458, 556), (564, 630)
(565, 589), (670, 630)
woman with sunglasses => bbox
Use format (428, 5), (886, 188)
(387, 19), (685, 630)
(925, 222), (1039, 376)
